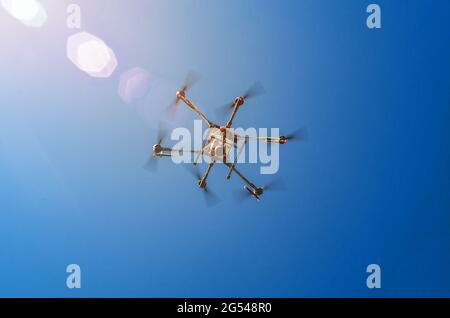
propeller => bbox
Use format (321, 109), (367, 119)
(242, 81), (265, 100)
(144, 153), (158, 172)
(282, 128), (308, 143)
(183, 163), (202, 180)
(215, 82), (265, 120)
(233, 188), (253, 203)
(203, 186), (221, 207)
(182, 164), (220, 207)
(167, 71), (200, 118)
(144, 122), (169, 172)
(156, 122), (169, 145)
(262, 178), (286, 192)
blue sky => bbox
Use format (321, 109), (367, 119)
(0, 0), (449, 297)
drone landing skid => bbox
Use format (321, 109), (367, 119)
(245, 185), (261, 202)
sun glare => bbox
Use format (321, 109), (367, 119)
(11, 0), (39, 21)
(1, 0), (47, 27)
(67, 32), (118, 78)
(77, 40), (111, 73)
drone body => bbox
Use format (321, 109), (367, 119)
(203, 127), (235, 163)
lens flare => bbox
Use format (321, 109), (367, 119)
(77, 40), (111, 73)
(1, 0), (47, 27)
(67, 32), (118, 78)
(118, 68), (152, 104)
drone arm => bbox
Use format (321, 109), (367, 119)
(171, 148), (203, 154)
(178, 94), (216, 128)
(196, 161), (216, 188)
(226, 100), (241, 128)
(154, 153), (173, 157)
(245, 136), (285, 144)
(226, 136), (248, 179)
(194, 139), (209, 164)
(155, 148), (203, 157)
(202, 161), (215, 183)
(224, 163), (258, 191)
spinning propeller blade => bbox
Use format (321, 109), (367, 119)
(182, 164), (220, 207)
(167, 71), (200, 118)
(242, 81), (265, 100)
(262, 178), (286, 192)
(215, 82), (265, 120)
(144, 122), (169, 172)
(233, 188), (253, 203)
(183, 163), (202, 180)
(203, 186), (221, 207)
(284, 128), (308, 142)
(144, 155), (158, 172)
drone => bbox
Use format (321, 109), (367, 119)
(146, 72), (305, 204)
